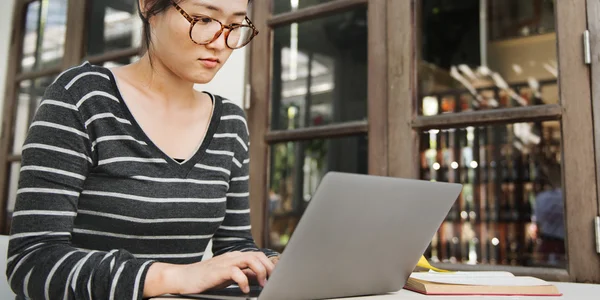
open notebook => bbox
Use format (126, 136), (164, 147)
(405, 271), (562, 296)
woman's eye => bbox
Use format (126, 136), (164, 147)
(196, 17), (213, 24)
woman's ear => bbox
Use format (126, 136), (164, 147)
(138, 0), (149, 20)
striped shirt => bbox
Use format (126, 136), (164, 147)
(6, 62), (277, 300)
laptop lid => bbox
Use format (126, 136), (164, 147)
(258, 172), (462, 300)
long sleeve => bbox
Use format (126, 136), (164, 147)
(6, 82), (154, 300)
(211, 110), (278, 259)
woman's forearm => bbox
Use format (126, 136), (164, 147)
(143, 262), (184, 298)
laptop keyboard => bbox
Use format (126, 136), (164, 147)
(200, 285), (263, 298)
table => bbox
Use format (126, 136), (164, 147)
(151, 282), (600, 300)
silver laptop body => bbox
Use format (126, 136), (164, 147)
(185, 172), (462, 300)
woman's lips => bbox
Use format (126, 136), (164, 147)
(199, 58), (219, 69)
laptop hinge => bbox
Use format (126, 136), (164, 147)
(595, 216), (600, 254)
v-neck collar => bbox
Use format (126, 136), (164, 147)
(103, 66), (223, 177)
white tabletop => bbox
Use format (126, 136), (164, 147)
(151, 282), (600, 300)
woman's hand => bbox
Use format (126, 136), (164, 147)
(144, 251), (275, 297)
(269, 256), (280, 265)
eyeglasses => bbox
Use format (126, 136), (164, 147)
(171, 1), (259, 49)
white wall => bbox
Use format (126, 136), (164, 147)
(195, 47), (247, 108)
(0, 0), (16, 128)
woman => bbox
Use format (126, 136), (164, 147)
(6, 0), (278, 299)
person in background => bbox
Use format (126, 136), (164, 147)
(5, 0), (278, 299)
(533, 159), (565, 266)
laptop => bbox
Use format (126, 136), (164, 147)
(182, 172), (462, 300)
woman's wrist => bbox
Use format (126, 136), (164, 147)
(143, 262), (185, 297)
(269, 256), (280, 265)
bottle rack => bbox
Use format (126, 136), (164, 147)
(419, 79), (564, 268)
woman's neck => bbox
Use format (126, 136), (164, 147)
(125, 54), (198, 108)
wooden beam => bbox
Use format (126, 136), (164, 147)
(247, 0), (271, 249)
(62, 0), (88, 68)
(557, 0), (600, 283)
(587, 0), (600, 219)
(86, 47), (141, 65)
(7, 155), (21, 163)
(0, 0), (28, 234)
(367, 0), (388, 176)
(265, 121), (368, 143)
(268, 0), (367, 27)
(412, 105), (563, 130)
(15, 66), (62, 81)
(387, 0), (417, 179)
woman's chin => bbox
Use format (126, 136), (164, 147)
(186, 72), (217, 85)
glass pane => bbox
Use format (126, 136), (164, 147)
(87, 0), (142, 56)
(419, 121), (566, 268)
(13, 77), (55, 154)
(273, 0), (334, 14)
(268, 135), (368, 251)
(419, 0), (558, 115)
(271, 7), (367, 130)
(21, 0), (68, 72)
(21, 1), (40, 72)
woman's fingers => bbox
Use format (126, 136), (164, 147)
(239, 256), (268, 286)
(251, 252), (275, 275)
(229, 266), (250, 293)
(242, 268), (259, 284)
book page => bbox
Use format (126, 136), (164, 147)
(410, 273), (550, 286)
(428, 271), (515, 277)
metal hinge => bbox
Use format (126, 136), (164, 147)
(244, 83), (251, 110)
(595, 216), (600, 254)
(584, 30), (591, 65)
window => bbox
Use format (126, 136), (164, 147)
(249, 0), (600, 282)
(0, 0), (142, 232)
(408, 0), (598, 281)
(248, 0), (376, 250)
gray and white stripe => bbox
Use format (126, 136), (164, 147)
(108, 262), (128, 300)
(22, 143), (92, 164)
(214, 133), (248, 151)
(81, 190), (226, 204)
(30, 121), (89, 139)
(131, 175), (228, 187)
(76, 91), (119, 108)
(77, 209), (224, 223)
(221, 115), (249, 134)
(98, 157), (166, 166)
(195, 163), (231, 175)
(91, 135), (147, 150)
(131, 261), (154, 300)
(20, 166), (87, 180)
(65, 72), (110, 90)
(39, 100), (78, 111)
(85, 113), (131, 128)
(12, 210), (77, 218)
(44, 251), (79, 300)
(74, 228), (213, 240)
(134, 251), (205, 259)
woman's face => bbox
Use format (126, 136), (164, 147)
(147, 0), (249, 84)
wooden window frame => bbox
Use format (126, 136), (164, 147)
(0, 0), (143, 233)
(400, 0), (598, 283)
(250, 0), (600, 283)
(248, 0), (386, 248)
(587, 0), (600, 255)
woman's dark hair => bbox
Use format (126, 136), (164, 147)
(138, 0), (182, 54)
(137, 0), (252, 55)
